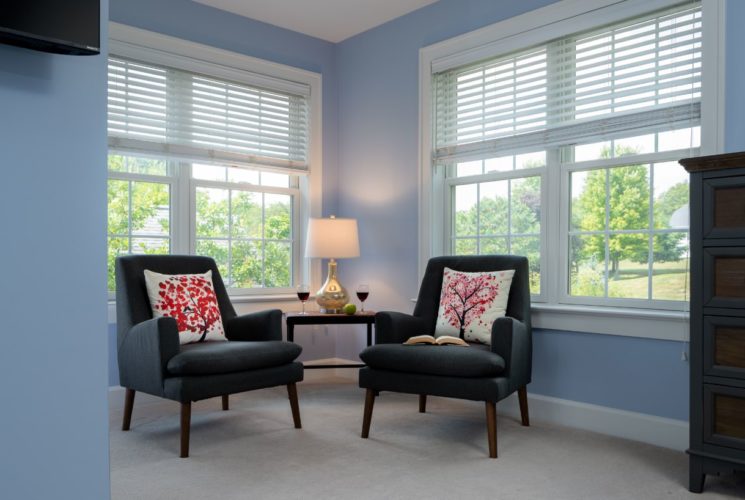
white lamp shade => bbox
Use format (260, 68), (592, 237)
(305, 217), (360, 259)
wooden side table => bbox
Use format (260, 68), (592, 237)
(285, 311), (375, 369)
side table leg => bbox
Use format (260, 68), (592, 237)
(367, 323), (372, 346)
(288, 323), (294, 343)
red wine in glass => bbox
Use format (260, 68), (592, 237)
(296, 284), (310, 314)
(356, 284), (369, 312)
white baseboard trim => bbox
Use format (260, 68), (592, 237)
(498, 392), (688, 451)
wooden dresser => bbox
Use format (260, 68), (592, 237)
(681, 151), (745, 492)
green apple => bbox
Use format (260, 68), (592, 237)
(342, 303), (357, 315)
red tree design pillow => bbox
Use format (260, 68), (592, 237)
(144, 270), (227, 345)
(434, 268), (515, 345)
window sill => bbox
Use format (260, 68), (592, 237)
(531, 303), (689, 342)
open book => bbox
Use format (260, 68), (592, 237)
(403, 335), (468, 347)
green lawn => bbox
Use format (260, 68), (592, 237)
(575, 260), (688, 301)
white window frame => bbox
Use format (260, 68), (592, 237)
(108, 22), (323, 305)
(419, 0), (725, 340)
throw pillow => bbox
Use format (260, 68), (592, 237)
(144, 269), (227, 344)
(434, 267), (515, 345)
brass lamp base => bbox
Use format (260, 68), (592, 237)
(315, 259), (349, 313)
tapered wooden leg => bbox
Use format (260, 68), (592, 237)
(518, 386), (530, 426)
(419, 394), (427, 413)
(180, 402), (191, 458)
(287, 383), (302, 429)
(486, 401), (497, 459)
(222, 394), (229, 411)
(361, 389), (376, 438)
(122, 388), (135, 431)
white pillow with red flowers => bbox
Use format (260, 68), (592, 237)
(144, 270), (227, 345)
(434, 267), (515, 345)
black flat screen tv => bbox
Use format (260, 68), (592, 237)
(0, 1), (100, 55)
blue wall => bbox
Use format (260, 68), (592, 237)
(725, 0), (745, 152)
(0, 2), (110, 498)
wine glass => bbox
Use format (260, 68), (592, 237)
(356, 284), (370, 312)
(296, 284), (310, 315)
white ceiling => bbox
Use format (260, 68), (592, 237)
(193, 0), (439, 43)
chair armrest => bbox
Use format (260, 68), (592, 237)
(491, 317), (532, 389)
(224, 309), (282, 342)
(375, 311), (430, 344)
(118, 317), (180, 395)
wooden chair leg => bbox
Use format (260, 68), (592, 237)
(518, 386), (530, 427)
(287, 383), (302, 429)
(122, 388), (135, 431)
(419, 394), (427, 413)
(180, 402), (191, 458)
(486, 401), (497, 459)
(222, 394), (229, 411)
(361, 388), (376, 438)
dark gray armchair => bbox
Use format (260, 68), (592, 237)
(116, 255), (303, 457)
(359, 255), (532, 458)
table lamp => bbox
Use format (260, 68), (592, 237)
(305, 216), (360, 313)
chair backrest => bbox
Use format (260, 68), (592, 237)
(115, 255), (236, 347)
(412, 255), (531, 333)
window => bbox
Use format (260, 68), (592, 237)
(428, 1), (704, 310)
(106, 26), (321, 295)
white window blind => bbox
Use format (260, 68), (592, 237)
(433, 2), (702, 163)
(108, 57), (310, 173)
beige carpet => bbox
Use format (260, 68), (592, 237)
(110, 372), (745, 500)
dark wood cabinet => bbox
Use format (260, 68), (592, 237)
(682, 151), (745, 493)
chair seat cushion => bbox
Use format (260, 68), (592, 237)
(167, 341), (301, 376)
(359, 344), (505, 378)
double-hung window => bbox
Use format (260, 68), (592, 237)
(106, 27), (320, 296)
(428, 1), (706, 311)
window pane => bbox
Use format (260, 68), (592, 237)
(615, 134), (654, 156)
(196, 187), (229, 237)
(131, 181), (170, 236)
(484, 156), (513, 173)
(512, 236), (541, 294)
(454, 238), (477, 255)
(480, 237), (508, 254)
(196, 239), (229, 283)
(192, 163), (226, 181)
(570, 170), (605, 232)
(231, 191), (262, 238)
(456, 160), (482, 177)
(608, 164), (650, 231)
(653, 161), (689, 229)
(109, 154), (167, 176)
(570, 234), (606, 297)
(264, 194), (292, 240)
(515, 151), (545, 169)
(454, 184), (478, 236)
(230, 240), (263, 288)
(261, 172), (290, 187)
(107, 179), (129, 235)
(607, 234), (649, 299)
(658, 126), (700, 152)
(652, 233), (689, 300)
(479, 181), (508, 235)
(264, 241), (292, 287)
(510, 177), (541, 234)
(107, 237), (128, 291)
(132, 237), (170, 256)
(575, 141), (610, 162)
(227, 167), (259, 184)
